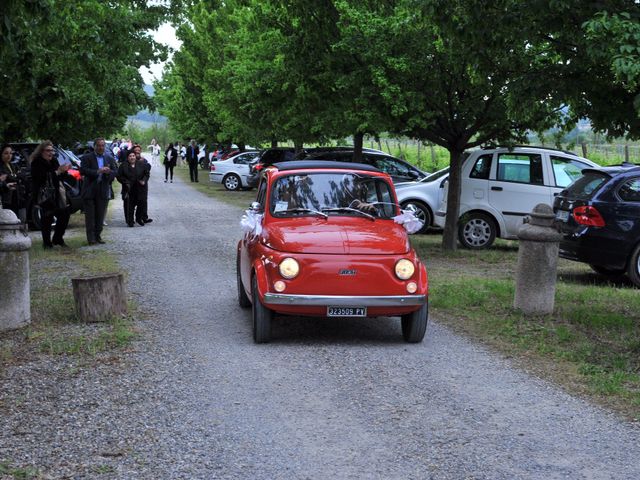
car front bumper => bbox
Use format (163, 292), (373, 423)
(263, 293), (426, 307)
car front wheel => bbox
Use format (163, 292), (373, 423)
(400, 201), (431, 234)
(252, 275), (272, 343)
(627, 244), (640, 288)
(458, 212), (497, 249)
(223, 173), (241, 191)
(401, 301), (428, 343)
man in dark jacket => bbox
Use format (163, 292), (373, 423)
(132, 144), (152, 225)
(80, 137), (117, 245)
(185, 139), (199, 182)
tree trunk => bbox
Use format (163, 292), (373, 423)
(294, 141), (304, 155)
(271, 137), (278, 148)
(72, 273), (127, 322)
(441, 148), (464, 251)
(353, 132), (364, 163)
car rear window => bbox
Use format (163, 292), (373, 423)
(563, 171), (610, 199)
(618, 178), (640, 202)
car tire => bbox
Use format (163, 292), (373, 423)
(252, 275), (272, 343)
(237, 254), (251, 308)
(458, 212), (497, 249)
(223, 173), (241, 191)
(626, 244), (640, 288)
(400, 201), (431, 234)
(590, 264), (625, 279)
(401, 301), (428, 343)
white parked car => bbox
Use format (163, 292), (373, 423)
(395, 167), (450, 233)
(433, 146), (599, 249)
(209, 151), (260, 190)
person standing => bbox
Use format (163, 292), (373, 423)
(186, 140), (199, 182)
(149, 138), (162, 167)
(0, 144), (20, 217)
(80, 137), (117, 245)
(116, 151), (146, 227)
(132, 144), (152, 225)
(164, 142), (177, 183)
(30, 141), (72, 248)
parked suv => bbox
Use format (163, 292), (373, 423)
(433, 146), (598, 249)
(553, 163), (640, 286)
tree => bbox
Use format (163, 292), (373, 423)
(0, 0), (169, 144)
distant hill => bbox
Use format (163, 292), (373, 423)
(127, 84), (167, 126)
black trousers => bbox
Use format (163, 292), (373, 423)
(83, 197), (108, 242)
(41, 206), (70, 246)
(165, 164), (175, 180)
(188, 160), (198, 181)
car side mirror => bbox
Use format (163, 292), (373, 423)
(250, 201), (262, 212)
(408, 170), (419, 179)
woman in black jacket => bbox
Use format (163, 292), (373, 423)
(163, 142), (178, 183)
(30, 141), (72, 248)
(116, 150), (147, 226)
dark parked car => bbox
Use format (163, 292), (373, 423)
(302, 150), (427, 184)
(553, 163), (640, 286)
(247, 147), (426, 188)
(8, 143), (84, 229)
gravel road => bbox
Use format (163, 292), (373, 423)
(2, 168), (640, 479)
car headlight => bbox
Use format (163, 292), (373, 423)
(395, 259), (415, 280)
(279, 257), (300, 279)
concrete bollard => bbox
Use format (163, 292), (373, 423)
(0, 208), (32, 331)
(513, 203), (563, 315)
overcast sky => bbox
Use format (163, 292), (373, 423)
(140, 22), (182, 84)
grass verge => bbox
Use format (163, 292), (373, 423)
(1, 208), (138, 374)
(411, 234), (640, 420)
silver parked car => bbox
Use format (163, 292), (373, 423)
(209, 151), (260, 190)
(395, 167), (450, 233)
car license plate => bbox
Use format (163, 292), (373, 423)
(556, 210), (570, 222)
(327, 307), (367, 317)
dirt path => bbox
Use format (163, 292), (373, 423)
(1, 168), (639, 479)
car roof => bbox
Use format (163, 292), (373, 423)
(581, 164), (640, 177)
(272, 160), (382, 173)
(480, 145), (580, 156)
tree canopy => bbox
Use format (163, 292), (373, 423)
(0, 0), (170, 144)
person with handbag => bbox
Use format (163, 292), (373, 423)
(80, 137), (117, 245)
(29, 141), (72, 249)
(116, 150), (147, 227)
(163, 142), (177, 183)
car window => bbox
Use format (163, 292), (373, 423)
(469, 154), (492, 179)
(369, 156), (411, 177)
(550, 156), (591, 187)
(270, 172), (396, 218)
(563, 171), (610, 199)
(618, 178), (640, 202)
(255, 177), (268, 210)
(234, 153), (258, 165)
(496, 153), (543, 185)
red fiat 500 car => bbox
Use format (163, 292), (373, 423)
(237, 160), (429, 343)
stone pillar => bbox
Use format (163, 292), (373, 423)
(0, 209), (32, 331)
(513, 204), (563, 315)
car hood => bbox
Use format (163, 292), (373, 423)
(262, 218), (410, 254)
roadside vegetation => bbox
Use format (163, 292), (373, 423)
(0, 210), (138, 378)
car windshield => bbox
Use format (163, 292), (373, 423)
(563, 171), (610, 199)
(417, 167), (449, 183)
(270, 172), (397, 219)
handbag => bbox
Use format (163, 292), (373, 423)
(37, 174), (57, 210)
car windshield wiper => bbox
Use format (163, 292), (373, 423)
(279, 207), (328, 218)
(321, 207), (376, 221)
